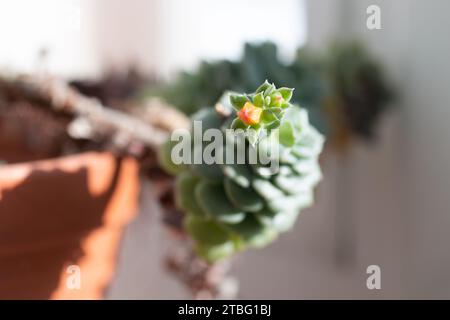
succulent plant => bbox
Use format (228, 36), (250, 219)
(146, 41), (393, 143)
(159, 82), (324, 263)
(146, 42), (328, 122)
(326, 42), (393, 142)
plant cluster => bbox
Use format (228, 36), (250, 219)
(147, 41), (393, 143)
(160, 82), (324, 262)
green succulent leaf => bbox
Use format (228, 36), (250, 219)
(195, 242), (236, 263)
(280, 101), (290, 109)
(252, 165), (274, 179)
(223, 214), (277, 249)
(256, 133), (280, 162)
(273, 172), (322, 195)
(265, 118), (281, 130)
(254, 207), (278, 226)
(185, 216), (235, 262)
(175, 172), (205, 217)
(195, 181), (246, 224)
(158, 139), (186, 175)
(261, 108), (279, 124)
(252, 179), (285, 201)
(264, 83), (276, 96)
(246, 127), (260, 146)
(279, 121), (295, 147)
(255, 80), (271, 93)
(267, 192), (313, 213)
(290, 159), (318, 175)
(185, 215), (231, 246)
(192, 108), (223, 132)
(271, 210), (299, 232)
(222, 163), (253, 188)
(229, 94), (249, 110)
(224, 178), (264, 212)
(278, 87), (294, 102)
(190, 160), (224, 182)
(252, 92), (264, 107)
(231, 118), (248, 130)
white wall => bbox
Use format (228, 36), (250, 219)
(93, 0), (308, 78)
(306, 0), (450, 298)
(0, 0), (100, 78)
(399, 0), (450, 298)
(0, 0), (307, 79)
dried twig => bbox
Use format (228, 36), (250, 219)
(1, 75), (176, 150)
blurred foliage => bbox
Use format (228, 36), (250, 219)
(326, 42), (393, 145)
(143, 41), (393, 144)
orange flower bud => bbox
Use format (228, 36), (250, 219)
(237, 102), (263, 125)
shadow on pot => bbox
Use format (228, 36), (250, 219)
(0, 152), (139, 299)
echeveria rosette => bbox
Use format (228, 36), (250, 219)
(159, 82), (325, 263)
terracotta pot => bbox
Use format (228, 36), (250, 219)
(0, 152), (140, 299)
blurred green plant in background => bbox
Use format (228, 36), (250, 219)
(325, 42), (393, 147)
(142, 41), (393, 147)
